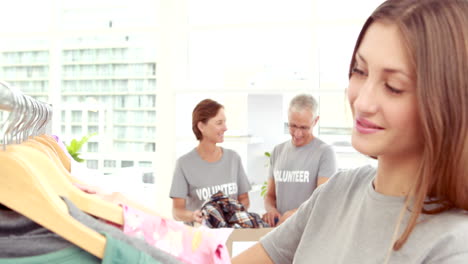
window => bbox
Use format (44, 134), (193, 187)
(87, 142), (99, 152)
(86, 160), (98, 169)
(104, 160), (116, 168)
(88, 111), (99, 123)
(71, 111), (82, 122)
(139, 161), (152, 168)
(87, 125), (98, 134)
(71, 126), (82, 136)
(121, 160), (134, 168)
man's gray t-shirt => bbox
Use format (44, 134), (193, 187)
(261, 165), (468, 263)
(269, 138), (337, 214)
(170, 148), (251, 212)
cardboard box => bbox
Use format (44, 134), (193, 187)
(226, 227), (274, 257)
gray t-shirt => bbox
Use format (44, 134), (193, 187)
(261, 165), (468, 263)
(0, 209), (73, 257)
(269, 138), (337, 214)
(170, 148), (251, 212)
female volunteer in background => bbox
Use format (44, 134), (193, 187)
(233, 0), (468, 262)
(170, 99), (251, 224)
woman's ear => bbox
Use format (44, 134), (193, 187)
(197, 121), (205, 134)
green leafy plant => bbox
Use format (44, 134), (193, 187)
(66, 133), (97, 163)
(260, 151), (271, 198)
(261, 180), (268, 198)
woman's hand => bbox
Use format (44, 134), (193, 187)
(192, 210), (203, 223)
(173, 198), (201, 223)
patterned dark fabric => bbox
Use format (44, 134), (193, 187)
(201, 191), (270, 228)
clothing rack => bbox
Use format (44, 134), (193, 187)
(0, 79), (109, 258)
(0, 80), (15, 112)
(0, 81), (52, 144)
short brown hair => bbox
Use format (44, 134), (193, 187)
(192, 99), (224, 140)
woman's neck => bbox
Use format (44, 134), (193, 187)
(374, 154), (421, 197)
(197, 141), (222, 162)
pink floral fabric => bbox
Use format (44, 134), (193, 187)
(122, 205), (233, 264)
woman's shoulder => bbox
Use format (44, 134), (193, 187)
(221, 147), (240, 158)
(334, 165), (375, 180)
(420, 209), (468, 260)
(176, 148), (198, 163)
(426, 209), (468, 231)
(323, 165), (376, 191)
(308, 165), (376, 208)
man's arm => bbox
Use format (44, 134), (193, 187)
(263, 177), (281, 227)
(238, 192), (250, 210)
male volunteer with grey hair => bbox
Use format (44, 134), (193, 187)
(263, 94), (337, 227)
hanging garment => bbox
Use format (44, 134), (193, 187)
(201, 191), (270, 229)
(102, 233), (162, 264)
(0, 247), (99, 264)
(0, 208), (162, 264)
(0, 233), (162, 264)
(63, 197), (184, 264)
(123, 204), (233, 264)
(0, 208), (73, 257)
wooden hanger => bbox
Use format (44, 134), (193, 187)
(33, 134), (163, 218)
(35, 134), (71, 173)
(20, 137), (79, 186)
(7, 144), (124, 225)
(26, 134), (163, 220)
(32, 135), (82, 185)
(21, 139), (53, 157)
(0, 150), (106, 258)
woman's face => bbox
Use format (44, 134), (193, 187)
(199, 108), (227, 143)
(348, 21), (423, 160)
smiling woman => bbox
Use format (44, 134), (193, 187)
(233, 0), (468, 263)
(169, 99), (252, 225)
(348, 21), (421, 162)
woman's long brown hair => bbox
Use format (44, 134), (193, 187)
(348, 0), (468, 250)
